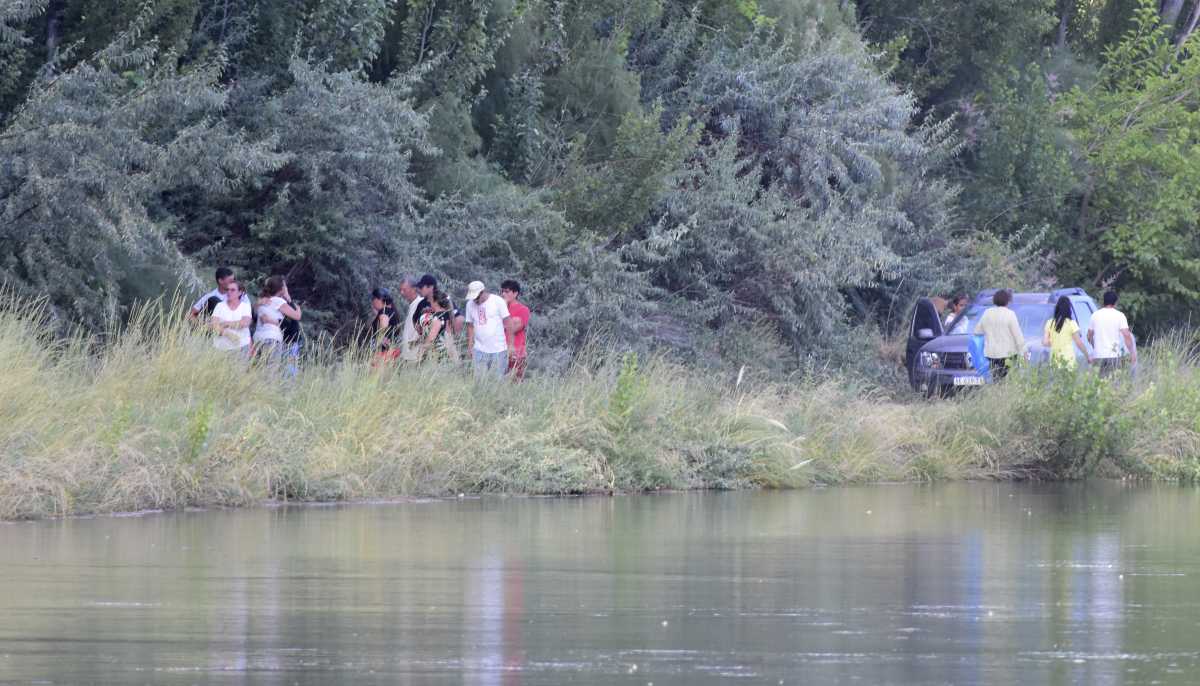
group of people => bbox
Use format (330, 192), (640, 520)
(188, 268), (304, 373)
(368, 275), (530, 379)
(188, 267), (530, 381)
(953, 289), (1137, 380)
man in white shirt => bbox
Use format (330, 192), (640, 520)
(188, 267), (236, 320)
(398, 276), (422, 362)
(464, 280), (518, 378)
(1088, 290), (1137, 376)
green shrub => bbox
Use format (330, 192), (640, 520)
(1010, 363), (1133, 478)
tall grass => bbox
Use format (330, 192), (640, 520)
(1, 298), (1198, 519)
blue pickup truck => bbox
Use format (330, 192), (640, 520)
(905, 288), (1102, 397)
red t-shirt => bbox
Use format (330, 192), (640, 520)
(508, 300), (530, 357)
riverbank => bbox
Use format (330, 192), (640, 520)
(1, 305), (1198, 519)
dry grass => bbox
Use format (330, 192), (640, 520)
(1, 298), (1198, 519)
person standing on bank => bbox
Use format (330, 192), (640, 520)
(1042, 296), (1090, 369)
(210, 280), (252, 355)
(254, 276), (302, 362)
(464, 280), (517, 378)
(416, 290), (460, 364)
(189, 267), (236, 320)
(500, 279), (530, 380)
(975, 289), (1025, 380)
(398, 276), (422, 363)
(370, 287), (400, 360)
(1088, 290), (1137, 376)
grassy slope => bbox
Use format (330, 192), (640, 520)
(1, 304), (1198, 519)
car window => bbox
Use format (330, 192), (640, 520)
(1071, 298), (1094, 334)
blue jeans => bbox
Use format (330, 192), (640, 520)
(473, 349), (508, 379)
(285, 341), (301, 379)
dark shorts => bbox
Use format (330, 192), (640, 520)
(987, 357), (1011, 380)
(1093, 358), (1123, 377)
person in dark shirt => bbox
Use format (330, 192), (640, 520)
(370, 287), (401, 362)
(416, 273), (465, 338)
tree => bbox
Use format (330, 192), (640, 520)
(634, 30), (961, 348)
(957, 65), (1077, 246)
(1064, 0), (1200, 325)
(0, 33), (277, 326)
(857, 0), (1057, 112)
(164, 59), (434, 332)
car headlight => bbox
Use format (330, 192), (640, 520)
(965, 351), (973, 369)
(919, 352), (940, 369)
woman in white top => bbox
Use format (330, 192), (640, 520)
(975, 288), (1026, 380)
(254, 275), (302, 359)
(210, 280), (253, 353)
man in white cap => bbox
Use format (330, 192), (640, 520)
(464, 280), (517, 378)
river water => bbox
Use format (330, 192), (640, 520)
(1, 483), (1198, 685)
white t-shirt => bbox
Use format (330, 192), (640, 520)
(465, 294), (511, 354)
(1089, 307), (1130, 359)
(401, 297), (423, 361)
(212, 299), (252, 350)
(254, 296), (287, 343)
(945, 313), (969, 335)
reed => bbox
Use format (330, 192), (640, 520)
(1, 297), (1197, 519)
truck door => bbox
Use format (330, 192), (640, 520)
(906, 299), (944, 389)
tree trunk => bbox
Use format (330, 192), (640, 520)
(1161, 0), (1186, 28)
(1177, 0), (1200, 46)
(44, 0), (64, 57)
(1057, 0), (1071, 48)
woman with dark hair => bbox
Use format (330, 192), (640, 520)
(210, 280), (252, 355)
(1042, 296), (1090, 369)
(254, 276), (302, 361)
(416, 289), (459, 364)
(370, 287), (401, 361)
(944, 294), (970, 335)
(974, 289), (1025, 380)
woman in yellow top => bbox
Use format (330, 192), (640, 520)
(975, 289), (1026, 380)
(1042, 296), (1091, 369)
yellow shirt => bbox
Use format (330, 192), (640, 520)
(1043, 318), (1080, 368)
(976, 306), (1025, 359)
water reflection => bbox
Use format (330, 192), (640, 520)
(1, 483), (1199, 685)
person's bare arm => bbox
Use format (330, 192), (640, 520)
(466, 323), (475, 354)
(236, 315), (251, 330)
(1087, 327), (1095, 347)
(1122, 328), (1137, 365)
(280, 302), (301, 320)
(1010, 314), (1027, 359)
(417, 319), (445, 361)
(503, 316), (518, 350)
(1042, 323), (1051, 348)
(1072, 332), (1091, 363)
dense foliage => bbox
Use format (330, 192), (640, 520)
(2, 0), (1200, 369)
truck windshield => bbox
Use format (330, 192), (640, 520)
(957, 304), (1055, 339)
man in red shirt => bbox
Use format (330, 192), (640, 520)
(500, 279), (530, 380)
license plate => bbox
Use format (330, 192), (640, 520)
(953, 376), (985, 386)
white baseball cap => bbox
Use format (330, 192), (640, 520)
(465, 280), (485, 301)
